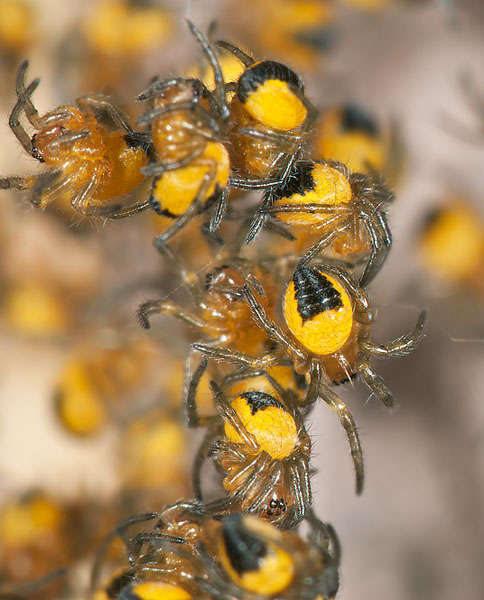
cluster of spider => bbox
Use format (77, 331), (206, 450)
(0, 19), (426, 600)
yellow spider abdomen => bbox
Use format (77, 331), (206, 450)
(0, 494), (62, 547)
(224, 392), (298, 460)
(273, 161), (353, 226)
(315, 104), (386, 173)
(82, 0), (173, 56)
(317, 131), (386, 174)
(128, 581), (191, 600)
(185, 52), (245, 92)
(150, 142), (229, 218)
(0, 0), (33, 51)
(122, 416), (186, 489)
(55, 361), (108, 436)
(284, 267), (353, 355)
(419, 203), (484, 281)
(95, 131), (148, 200)
(238, 61), (307, 130)
(219, 515), (295, 595)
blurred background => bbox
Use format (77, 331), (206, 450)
(0, 1), (483, 599)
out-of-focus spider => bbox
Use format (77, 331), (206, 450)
(136, 20), (231, 247)
(92, 503), (339, 600)
(247, 158), (394, 287)
(313, 103), (405, 186)
(0, 61), (153, 218)
(215, 512), (340, 600)
(195, 262), (426, 494)
(186, 361), (312, 528)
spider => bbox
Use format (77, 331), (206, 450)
(418, 200), (484, 295)
(215, 512), (340, 600)
(246, 158), (394, 287)
(226, 0), (335, 72)
(185, 360), (312, 528)
(0, 61), (153, 218)
(93, 503), (339, 600)
(215, 38), (317, 192)
(137, 250), (276, 359)
(136, 20), (231, 248)
(313, 103), (404, 184)
(194, 262), (426, 494)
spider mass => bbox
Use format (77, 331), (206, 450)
(0, 17), (425, 600)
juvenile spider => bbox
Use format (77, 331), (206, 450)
(136, 20), (231, 247)
(313, 103), (404, 185)
(186, 361), (313, 528)
(215, 38), (317, 191)
(137, 251), (276, 359)
(215, 512), (340, 600)
(0, 61), (153, 218)
(93, 503), (339, 600)
(247, 158), (394, 286)
(195, 263), (426, 493)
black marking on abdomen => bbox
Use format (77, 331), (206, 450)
(149, 178), (178, 218)
(340, 104), (378, 137)
(222, 514), (268, 575)
(293, 267), (342, 323)
(241, 391), (284, 416)
(237, 60), (304, 104)
(272, 160), (315, 202)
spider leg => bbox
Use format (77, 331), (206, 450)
(192, 342), (281, 369)
(296, 219), (351, 268)
(201, 468), (269, 518)
(215, 39), (254, 66)
(357, 357), (394, 408)
(222, 367), (288, 400)
(49, 130), (91, 148)
(186, 359), (218, 428)
(227, 454), (272, 509)
(229, 150), (297, 191)
(361, 310), (426, 357)
(15, 60), (43, 129)
(208, 186), (227, 232)
(9, 78), (40, 155)
(325, 265), (371, 318)
(223, 453), (267, 494)
(358, 207), (392, 287)
(34, 174), (77, 208)
(70, 177), (100, 214)
(319, 382), (364, 495)
(261, 203), (353, 217)
(89, 512), (158, 591)
(82, 200), (151, 220)
(137, 299), (207, 330)
(0, 174), (37, 191)
(290, 458), (312, 525)
(138, 102), (221, 136)
(193, 429), (218, 501)
(151, 159), (217, 245)
(76, 95), (134, 133)
(300, 362), (322, 415)
(136, 77), (188, 101)
(141, 146), (205, 175)
(186, 20), (229, 120)
(245, 189), (274, 244)
(237, 126), (297, 144)
(243, 285), (305, 360)
(211, 380), (259, 451)
(264, 218), (297, 241)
